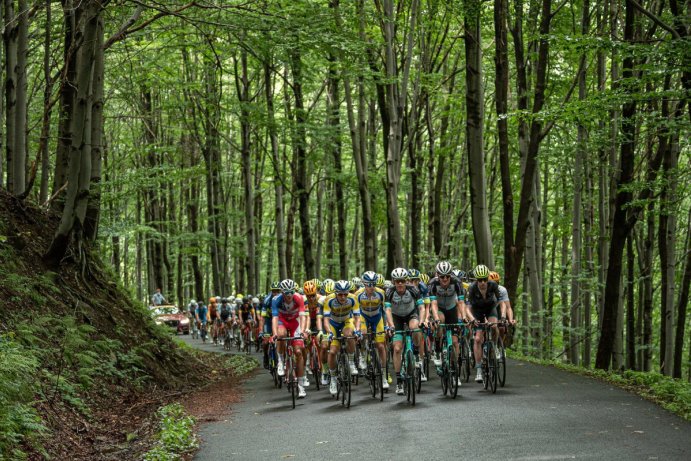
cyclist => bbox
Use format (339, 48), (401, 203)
(272, 279), (308, 398)
(208, 296), (221, 345)
(465, 264), (501, 383)
(407, 268), (430, 382)
(260, 282), (281, 368)
(384, 268), (424, 395)
(355, 271), (389, 390)
(195, 301), (208, 342)
(489, 271), (516, 347)
(187, 299), (198, 336)
(429, 261), (465, 386)
(238, 297), (256, 351)
(318, 279), (336, 385)
(323, 280), (361, 396)
(302, 279), (323, 383)
(219, 298), (233, 344)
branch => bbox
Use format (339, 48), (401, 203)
(103, 5), (144, 50)
(630, 0), (681, 39)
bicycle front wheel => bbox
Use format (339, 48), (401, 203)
(497, 337), (506, 387)
(373, 350), (384, 401)
(487, 343), (497, 394)
(404, 350), (416, 405)
(449, 348), (459, 399)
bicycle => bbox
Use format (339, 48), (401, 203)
(475, 321), (499, 394)
(394, 328), (422, 405)
(276, 336), (302, 409)
(362, 330), (385, 401)
(459, 322), (472, 383)
(223, 325), (232, 351)
(199, 322), (207, 343)
(190, 316), (199, 339)
(262, 333), (279, 388)
(436, 323), (460, 399)
(306, 331), (322, 391)
(331, 334), (355, 408)
(496, 321), (507, 387)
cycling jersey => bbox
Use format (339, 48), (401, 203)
(238, 303), (255, 322)
(322, 293), (360, 324)
(384, 286), (423, 317)
(428, 277), (465, 311)
(219, 303), (232, 321)
(271, 293), (306, 322)
(497, 285), (510, 303)
(466, 281), (501, 321)
(303, 295), (323, 320)
(354, 287), (385, 320)
(195, 305), (208, 324)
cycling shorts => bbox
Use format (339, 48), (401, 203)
(392, 310), (419, 342)
(327, 318), (355, 348)
(471, 305), (499, 325)
(438, 307), (459, 326)
(277, 316), (304, 347)
(361, 315), (385, 344)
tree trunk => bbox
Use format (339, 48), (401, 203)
(3, 0), (18, 192)
(264, 60), (287, 280)
(595, 1), (638, 370)
(465, 0), (494, 266)
(38, 0), (53, 203)
(674, 209), (691, 378)
(236, 48), (256, 295)
(44, 0), (101, 267)
(288, 45), (315, 278)
(626, 235), (636, 370)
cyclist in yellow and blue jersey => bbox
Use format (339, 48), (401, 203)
(355, 271), (389, 390)
(323, 280), (361, 396)
(407, 268), (430, 382)
(302, 279), (323, 384)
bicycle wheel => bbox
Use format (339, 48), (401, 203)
(373, 349), (383, 401)
(287, 357), (296, 409)
(440, 357), (448, 396)
(423, 336), (431, 382)
(461, 338), (471, 383)
(488, 343), (498, 394)
(449, 347), (459, 399)
(310, 344), (321, 390)
(352, 346), (360, 386)
(497, 337), (506, 387)
(404, 349), (416, 405)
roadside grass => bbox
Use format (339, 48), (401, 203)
(508, 351), (691, 421)
(143, 403), (198, 461)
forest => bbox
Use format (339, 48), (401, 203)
(0, 0), (689, 378)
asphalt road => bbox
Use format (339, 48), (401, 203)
(179, 335), (691, 461)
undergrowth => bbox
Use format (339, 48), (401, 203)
(142, 404), (198, 461)
(509, 351), (691, 421)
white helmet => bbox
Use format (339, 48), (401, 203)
(391, 267), (408, 281)
(251, 297), (259, 304)
(280, 279), (298, 293)
(435, 261), (453, 276)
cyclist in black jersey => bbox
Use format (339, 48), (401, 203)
(465, 264), (501, 383)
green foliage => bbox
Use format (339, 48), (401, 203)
(509, 351), (691, 421)
(226, 354), (259, 377)
(0, 335), (47, 460)
(143, 404), (198, 461)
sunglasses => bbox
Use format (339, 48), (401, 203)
(336, 291), (349, 296)
(364, 282), (375, 287)
(283, 290), (295, 296)
(394, 279), (406, 283)
(477, 278), (488, 283)
(440, 275), (450, 279)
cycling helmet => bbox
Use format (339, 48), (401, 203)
(351, 276), (363, 289)
(362, 271), (378, 285)
(190, 299), (196, 304)
(383, 280), (394, 289)
(252, 297), (260, 304)
(408, 268), (421, 280)
(435, 261), (453, 276)
(452, 269), (461, 279)
(234, 296), (242, 303)
(219, 297), (227, 303)
(489, 271), (501, 282)
(334, 280), (352, 293)
(376, 273), (385, 289)
(323, 279), (336, 295)
(420, 273), (430, 284)
(391, 267), (408, 281)
(242, 297), (250, 303)
(270, 281), (281, 291)
(280, 279), (297, 294)
(303, 280), (318, 296)
(474, 264), (490, 279)
(209, 297), (216, 304)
